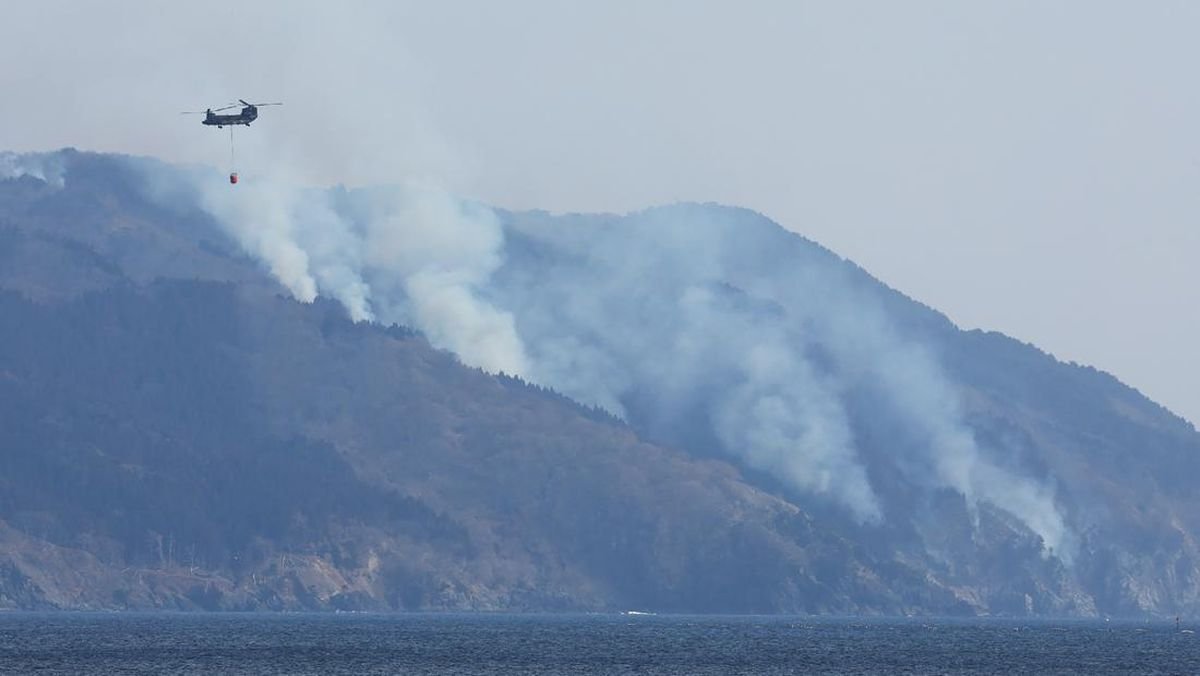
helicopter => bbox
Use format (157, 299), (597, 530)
(182, 99), (282, 184)
(182, 99), (282, 128)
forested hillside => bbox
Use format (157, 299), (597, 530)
(1, 150), (1197, 616)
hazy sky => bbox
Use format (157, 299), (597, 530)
(3, 1), (1197, 423)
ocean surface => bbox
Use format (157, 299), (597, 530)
(0, 612), (1195, 675)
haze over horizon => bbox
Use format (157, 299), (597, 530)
(2, 1), (1197, 424)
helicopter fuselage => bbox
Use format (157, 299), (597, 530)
(202, 106), (258, 127)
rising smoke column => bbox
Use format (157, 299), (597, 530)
(866, 339), (1076, 560)
(188, 171), (528, 377)
(489, 204), (1074, 556)
(489, 206), (887, 523)
(0, 151), (66, 188)
(174, 167), (1072, 557)
(806, 283), (1076, 559)
(197, 175), (322, 306)
(355, 185), (530, 376)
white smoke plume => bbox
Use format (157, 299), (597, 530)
(152, 165), (1072, 559)
(197, 176), (320, 305)
(359, 186), (530, 376)
(0, 151), (66, 188)
(825, 303), (1076, 559)
(478, 206), (892, 523)
(485, 204), (1074, 557)
(188, 171), (529, 376)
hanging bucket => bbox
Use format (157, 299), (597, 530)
(229, 172), (239, 185)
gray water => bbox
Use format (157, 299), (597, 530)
(0, 613), (1195, 675)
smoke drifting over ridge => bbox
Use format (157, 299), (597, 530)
(173, 162), (1072, 558)
(3, 150), (1073, 560)
(0, 152), (66, 188)
(193, 173), (530, 376)
(493, 205), (1074, 559)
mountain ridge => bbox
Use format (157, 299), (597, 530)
(0, 149), (1197, 616)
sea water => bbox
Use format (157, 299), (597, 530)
(0, 612), (1194, 675)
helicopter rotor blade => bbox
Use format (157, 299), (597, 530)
(183, 106), (238, 114)
(182, 101), (279, 115)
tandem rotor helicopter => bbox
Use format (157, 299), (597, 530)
(182, 99), (282, 184)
